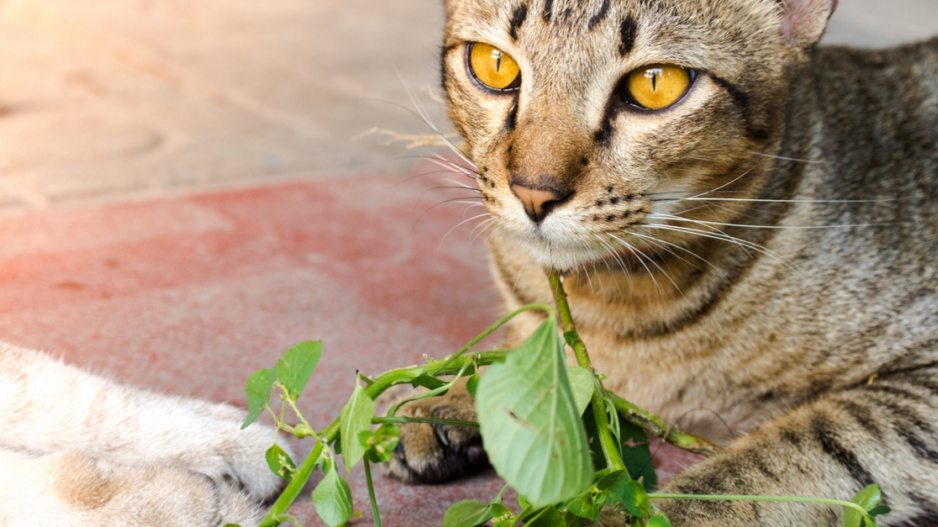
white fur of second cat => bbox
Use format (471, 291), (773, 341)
(0, 342), (286, 527)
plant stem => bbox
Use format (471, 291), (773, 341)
(548, 270), (626, 473)
(260, 431), (331, 527)
(546, 269), (720, 458)
(363, 459), (383, 527)
(611, 394), (720, 456)
(650, 493), (870, 516)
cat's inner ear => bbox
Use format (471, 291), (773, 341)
(779, 0), (838, 46)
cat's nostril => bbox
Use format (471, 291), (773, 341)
(510, 183), (572, 223)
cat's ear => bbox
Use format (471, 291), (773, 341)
(779, 0), (838, 47)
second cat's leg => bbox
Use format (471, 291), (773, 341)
(0, 342), (286, 503)
(0, 449), (262, 527)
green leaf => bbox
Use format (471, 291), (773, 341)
(442, 500), (497, 527)
(339, 382), (376, 472)
(567, 366), (595, 417)
(466, 373), (481, 398)
(844, 484), (888, 527)
(613, 419), (657, 493)
(265, 444), (297, 481)
(647, 515), (671, 527)
(294, 423), (316, 439)
(566, 491), (600, 521)
(476, 320), (592, 508)
(622, 443), (657, 493)
(241, 368), (276, 429)
(602, 473), (650, 518)
(411, 372), (449, 390)
(518, 494), (532, 510)
(524, 506), (566, 527)
(276, 341), (322, 399)
(361, 423), (400, 463)
(311, 458), (353, 527)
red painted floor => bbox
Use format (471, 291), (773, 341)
(0, 171), (697, 525)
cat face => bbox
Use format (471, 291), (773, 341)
(442, 0), (834, 272)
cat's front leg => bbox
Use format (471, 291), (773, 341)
(0, 342), (287, 506)
(651, 367), (938, 527)
(0, 449), (263, 526)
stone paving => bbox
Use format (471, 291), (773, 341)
(1, 1), (936, 525)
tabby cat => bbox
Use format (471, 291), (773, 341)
(0, 342), (286, 526)
(387, 0), (938, 525)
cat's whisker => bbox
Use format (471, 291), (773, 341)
(411, 196), (484, 233)
(652, 197), (891, 204)
(609, 234), (682, 299)
(438, 212), (490, 250)
(627, 231), (715, 272)
(580, 265), (598, 296)
(443, 178), (478, 190)
(749, 151), (828, 165)
(591, 235), (631, 289)
(425, 156), (479, 181)
(668, 203), (715, 217)
(597, 234), (661, 296)
(626, 234), (698, 273)
(468, 217), (495, 246)
(429, 152), (478, 172)
(640, 222), (800, 275)
(512, 245), (536, 295)
(650, 212), (882, 231)
(645, 189), (758, 197)
(686, 166), (758, 202)
(399, 81), (477, 169)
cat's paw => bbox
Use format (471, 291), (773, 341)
(20, 450), (265, 527)
(172, 402), (290, 504)
(384, 383), (488, 483)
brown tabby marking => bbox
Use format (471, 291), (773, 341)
(389, 0), (938, 525)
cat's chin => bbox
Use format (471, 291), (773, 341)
(508, 235), (648, 274)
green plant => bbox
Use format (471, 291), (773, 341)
(238, 270), (889, 527)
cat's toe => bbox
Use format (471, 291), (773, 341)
(384, 391), (488, 483)
(218, 421), (292, 503)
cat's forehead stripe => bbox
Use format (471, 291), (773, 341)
(588, 0), (612, 31)
(542, 0), (554, 22)
(509, 4), (529, 41)
(619, 15), (638, 56)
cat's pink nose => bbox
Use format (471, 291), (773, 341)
(510, 183), (571, 223)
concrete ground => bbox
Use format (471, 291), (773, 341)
(1, 0), (937, 525)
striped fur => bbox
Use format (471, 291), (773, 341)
(389, 1), (938, 525)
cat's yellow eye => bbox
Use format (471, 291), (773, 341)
(626, 64), (693, 110)
(469, 43), (521, 92)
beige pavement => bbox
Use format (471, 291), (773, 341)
(1, 0), (937, 215)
